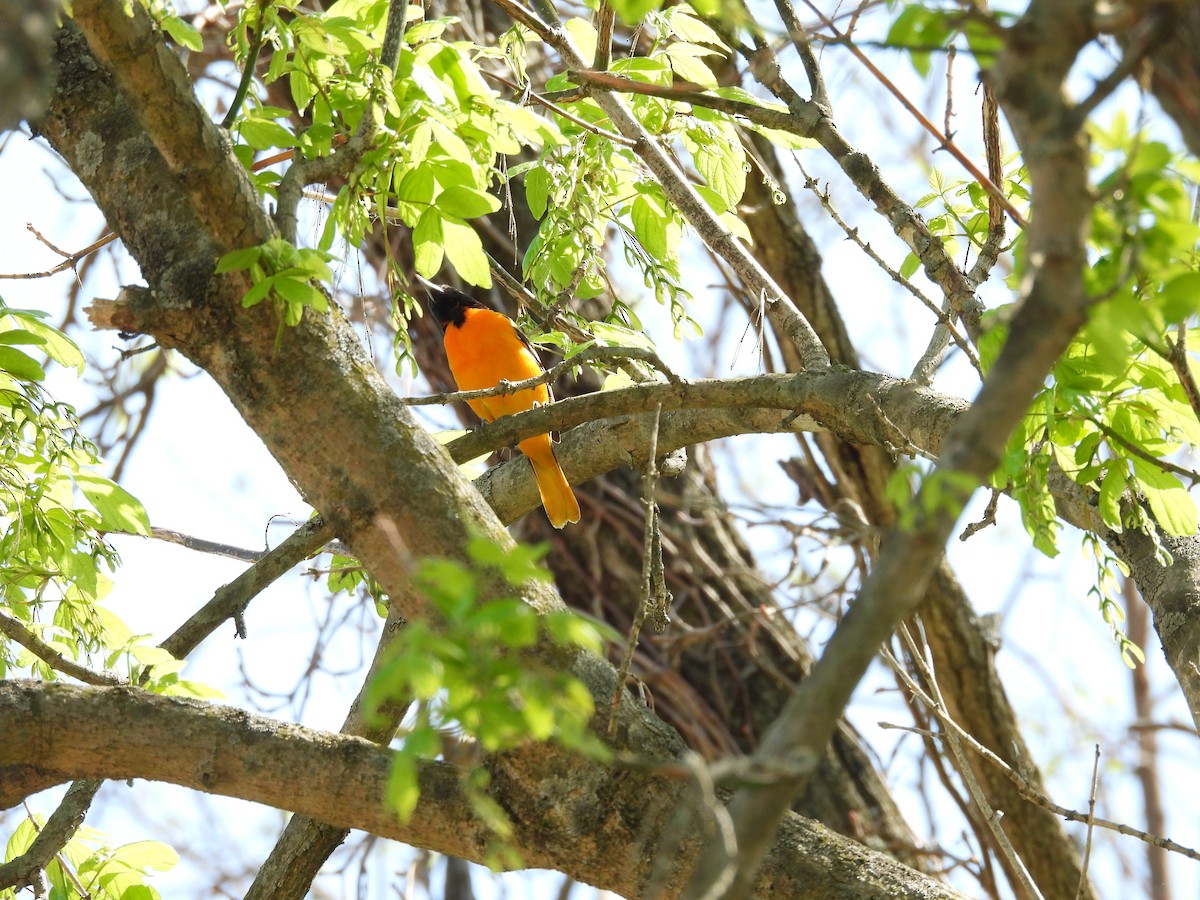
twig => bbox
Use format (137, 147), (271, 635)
(608, 403), (664, 737)
(1090, 417), (1200, 486)
(878, 656), (1200, 864)
(959, 488), (1001, 540)
(274, 0), (407, 241)
(1071, 16), (1165, 125)
(944, 43), (957, 140)
(159, 516), (335, 653)
(0, 780), (99, 892)
(480, 69), (636, 146)
(490, 0), (832, 372)
(566, 69), (804, 132)
(220, 28), (265, 130)
(593, 0), (615, 72)
(772, 0), (828, 108)
(1163, 325), (1200, 427)
(21, 804), (90, 899)
(895, 625), (1045, 900)
(0, 611), (123, 686)
(0, 230), (118, 280)
(797, 0), (1027, 229)
(402, 344), (681, 409)
(144, 525), (271, 562)
(704, 4), (989, 343)
(1075, 745), (1101, 900)
(794, 161), (981, 379)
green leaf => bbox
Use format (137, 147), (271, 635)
(441, 217), (492, 288)
(525, 166), (550, 220)
(109, 840), (178, 872)
(0, 312), (84, 373)
(667, 6), (729, 48)
(239, 118), (297, 149)
(413, 208), (445, 277)
(162, 15), (204, 51)
(215, 246), (263, 273)
(0, 329), (46, 347)
(1098, 462), (1125, 531)
(1158, 271), (1200, 323)
(563, 17), (598, 60)
(273, 275), (325, 311)
(610, 0), (663, 25)
(73, 472), (152, 536)
(688, 125), (746, 206)
(241, 274), (277, 308)
(437, 185), (502, 219)
(631, 194), (670, 260)
(1130, 457), (1198, 536)
(0, 346), (45, 382)
(664, 44), (718, 88)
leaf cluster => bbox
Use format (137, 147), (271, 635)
(364, 536), (614, 839)
(2, 819), (176, 900)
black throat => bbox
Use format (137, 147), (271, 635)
(425, 284), (487, 330)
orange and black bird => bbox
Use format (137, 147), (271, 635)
(420, 278), (581, 529)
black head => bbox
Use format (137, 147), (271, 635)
(417, 277), (488, 330)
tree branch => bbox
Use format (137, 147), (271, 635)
(0, 681), (970, 900)
(0, 613), (123, 686)
(160, 517), (335, 654)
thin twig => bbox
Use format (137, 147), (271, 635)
(895, 624), (1045, 900)
(144, 526), (270, 562)
(1091, 417), (1200, 486)
(1163, 325), (1200, 427)
(220, 29), (265, 130)
(878, 652), (1200, 863)
(0, 230), (118, 280)
(797, 0), (1027, 228)
(608, 403), (664, 737)
(0, 611), (123, 686)
(402, 344), (681, 408)
(1075, 745), (1101, 900)
(480, 70), (636, 146)
(795, 162), (981, 378)
(772, 0), (828, 107)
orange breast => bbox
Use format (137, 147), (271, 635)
(442, 307), (550, 422)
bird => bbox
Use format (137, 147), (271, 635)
(419, 277), (581, 529)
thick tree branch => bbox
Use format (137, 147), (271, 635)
(445, 369), (960, 466)
(0, 681), (969, 900)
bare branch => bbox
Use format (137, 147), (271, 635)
(0, 612), (122, 686)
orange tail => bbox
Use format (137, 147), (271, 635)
(521, 436), (580, 529)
